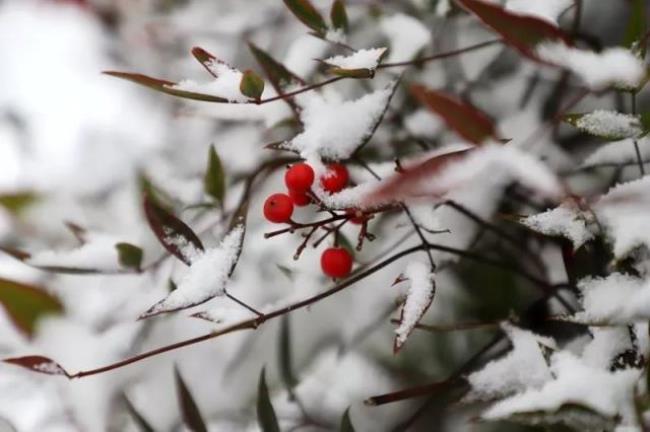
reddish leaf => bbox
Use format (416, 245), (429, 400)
(4, 355), (70, 377)
(103, 71), (229, 103)
(454, 0), (571, 61)
(364, 148), (474, 206)
(411, 84), (497, 145)
(191, 47), (218, 77)
(143, 194), (204, 266)
(0, 278), (63, 337)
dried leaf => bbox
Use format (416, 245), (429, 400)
(4, 355), (70, 377)
(143, 193), (204, 266)
(454, 0), (571, 62)
(239, 70), (265, 101)
(174, 366), (208, 432)
(410, 84), (497, 145)
(257, 367), (281, 432)
(283, 0), (327, 34)
(0, 278), (63, 337)
(204, 146), (226, 204)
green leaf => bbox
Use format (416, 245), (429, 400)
(123, 395), (154, 432)
(0, 278), (63, 337)
(641, 112), (650, 135)
(248, 42), (305, 92)
(204, 146), (226, 204)
(0, 192), (37, 215)
(624, 0), (647, 56)
(143, 192), (204, 266)
(410, 84), (498, 145)
(283, 0), (328, 34)
(327, 67), (375, 79)
(339, 408), (356, 432)
(257, 367), (281, 432)
(239, 70), (265, 101)
(115, 243), (143, 271)
(455, 0), (571, 62)
(278, 315), (297, 395)
(103, 71), (229, 103)
(330, 0), (348, 32)
(174, 366), (208, 432)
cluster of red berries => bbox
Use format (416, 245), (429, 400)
(263, 162), (356, 278)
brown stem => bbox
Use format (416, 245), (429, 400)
(377, 39), (503, 69)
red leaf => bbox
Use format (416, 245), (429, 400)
(455, 0), (571, 62)
(191, 47), (217, 77)
(364, 148), (474, 206)
(4, 355), (70, 377)
(410, 84), (498, 145)
(143, 194), (204, 266)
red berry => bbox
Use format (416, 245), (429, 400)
(321, 247), (353, 278)
(320, 163), (349, 193)
(285, 163), (315, 192)
(289, 189), (311, 207)
(263, 193), (294, 223)
(346, 208), (367, 224)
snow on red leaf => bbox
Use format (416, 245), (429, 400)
(4, 355), (70, 377)
(410, 84), (498, 145)
(454, 0), (572, 62)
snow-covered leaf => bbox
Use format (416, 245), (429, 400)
(140, 226), (244, 318)
(283, 0), (327, 35)
(323, 48), (387, 78)
(3, 355), (70, 377)
(455, 0), (571, 62)
(257, 367), (281, 432)
(143, 193), (204, 266)
(393, 262), (436, 353)
(174, 366), (208, 432)
(410, 84), (499, 145)
(564, 111), (644, 140)
(0, 278), (63, 337)
(519, 202), (594, 250)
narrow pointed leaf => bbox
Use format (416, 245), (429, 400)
(454, 0), (571, 62)
(283, 0), (327, 34)
(0, 278), (63, 337)
(103, 71), (229, 103)
(624, 0), (647, 56)
(330, 0), (348, 32)
(411, 84), (497, 145)
(115, 243), (144, 271)
(174, 366), (208, 432)
(340, 408), (356, 432)
(248, 42), (305, 92)
(143, 193), (204, 266)
(123, 395), (154, 432)
(190, 47), (218, 77)
(239, 70), (265, 101)
(257, 368), (281, 432)
(227, 202), (248, 278)
(328, 67), (374, 79)
(4, 355), (70, 377)
(204, 146), (226, 204)
(278, 315), (297, 394)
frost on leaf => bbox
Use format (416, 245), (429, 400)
(466, 323), (554, 402)
(393, 262), (435, 353)
(520, 202), (594, 250)
(593, 176), (650, 258)
(379, 13), (430, 64)
(140, 226), (244, 318)
(565, 110), (643, 140)
(4, 355), (70, 377)
(536, 43), (646, 90)
(323, 47), (387, 78)
(481, 351), (640, 430)
(288, 81), (397, 160)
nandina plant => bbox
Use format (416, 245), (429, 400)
(0, 0), (650, 431)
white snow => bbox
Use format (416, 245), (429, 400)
(141, 226), (244, 317)
(574, 273), (650, 324)
(325, 28), (347, 45)
(574, 110), (642, 140)
(403, 109), (444, 138)
(482, 351), (640, 427)
(505, 0), (572, 24)
(289, 82), (395, 160)
(594, 176), (650, 257)
(379, 13), (431, 64)
(536, 43), (646, 90)
(466, 324), (554, 401)
(394, 261), (435, 349)
(520, 203), (594, 250)
(323, 47), (387, 71)
(27, 233), (136, 272)
(171, 61), (250, 103)
(582, 137), (650, 168)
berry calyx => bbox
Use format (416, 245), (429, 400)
(346, 208), (367, 224)
(321, 247), (353, 278)
(285, 163), (315, 192)
(289, 189), (311, 207)
(320, 163), (349, 193)
(263, 193), (294, 223)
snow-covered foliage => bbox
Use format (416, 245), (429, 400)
(1, 0), (650, 431)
